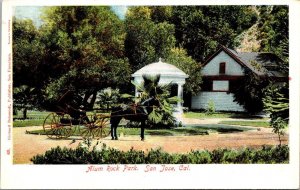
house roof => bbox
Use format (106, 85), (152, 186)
(203, 45), (287, 77)
(132, 58), (189, 78)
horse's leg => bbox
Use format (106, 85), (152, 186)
(110, 123), (115, 140)
(113, 124), (118, 140)
(110, 117), (121, 140)
(141, 120), (145, 141)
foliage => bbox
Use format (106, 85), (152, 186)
(149, 6), (173, 23)
(171, 6), (258, 62)
(13, 18), (45, 88)
(31, 144), (289, 164)
(133, 75), (177, 127)
(125, 6), (176, 71)
(263, 83), (289, 145)
(13, 18), (45, 118)
(97, 88), (121, 110)
(38, 6), (131, 110)
(258, 6), (288, 62)
(205, 100), (216, 115)
(231, 69), (270, 114)
(13, 85), (37, 119)
(166, 48), (202, 95)
(263, 83), (289, 121)
(270, 117), (288, 146)
(13, 5), (289, 115)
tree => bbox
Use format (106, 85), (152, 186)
(258, 5), (288, 59)
(39, 6), (131, 110)
(263, 83), (288, 145)
(150, 6), (173, 23)
(166, 48), (202, 95)
(171, 6), (258, 62)
(258, 5), (289, 144)
(13, 18), (44, 118)
(13, 85), (36, 119)
(231, 69), (270, 114)
(125, 6), (176, 71)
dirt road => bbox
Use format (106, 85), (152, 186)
(13, 123), (288, 164)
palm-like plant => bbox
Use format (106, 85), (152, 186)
(97, 88), (120, 110)
(13, 85), (37, 119)
(132, 75), (178, 127)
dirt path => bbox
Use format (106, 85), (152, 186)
(13, 121), (288, 164)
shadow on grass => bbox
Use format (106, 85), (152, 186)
(146, 131), (174, 136)
(229, 113), (265, 119)
(26, 124), (253, 138)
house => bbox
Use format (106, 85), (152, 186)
(132, 46), (287, 113)
(191, 45), (287, 112)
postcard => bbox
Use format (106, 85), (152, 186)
(1, 0), (299, 189)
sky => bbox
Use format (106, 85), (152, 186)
(13, 6), (128, 27)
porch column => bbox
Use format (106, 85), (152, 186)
(177, 83), (183, 113)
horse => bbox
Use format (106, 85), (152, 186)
(110, 97), (159, 141)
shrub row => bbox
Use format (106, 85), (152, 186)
(31, 144), (289, 164)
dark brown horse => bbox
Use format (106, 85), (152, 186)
(110, 97), (159, 141)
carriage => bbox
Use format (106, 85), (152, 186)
(43, 90), (111, 139)
(43, 75), (167, 141)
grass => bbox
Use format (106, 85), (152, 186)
(13, 110), (117, 127)
(184, 111), (267, 119)
(13, 110), (50, 127)
(26, 124), (253, 137)
(218, 120), (271, 128)
(13, 110), (51, 120)
(13, 119), (46, 127)
(14, 110), (268, 129)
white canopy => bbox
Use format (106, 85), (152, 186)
(132, 58), (188, 85)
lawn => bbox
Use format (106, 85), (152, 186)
(13, 110), (110, 127)
(184, 111), (267, 119)
(13, 110), (51, 127)
(218, 120), (270, 128)
(13, 110), (51, 120)
(14, 110), (269, 129)
(26, 124), (253, 137)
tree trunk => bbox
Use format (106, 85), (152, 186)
(89, 91), (97, 109)
(23, 107), (28, 119)
(82, 90), (97, 110)
(278, 133), (282, 146)
(13, 107), (18, 116)
(83, 91), (93, 109)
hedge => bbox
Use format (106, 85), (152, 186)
(31, 144), (289, 164)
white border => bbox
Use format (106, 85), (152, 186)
(1, 0), (299, 189)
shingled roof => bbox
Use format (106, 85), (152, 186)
(203, 45), (287, 77)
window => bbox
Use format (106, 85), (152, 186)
(212, 80), (229, 91)
(219, 62), (226, 74)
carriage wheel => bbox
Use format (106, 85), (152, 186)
(43, 113), (72, 139)
(93, 117), (110, 139)
(79, 115), (96, 139)
(80, 115), (110, 139)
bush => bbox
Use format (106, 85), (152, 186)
(205, 100), (215, 115)
(31, 144), (289, 164)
